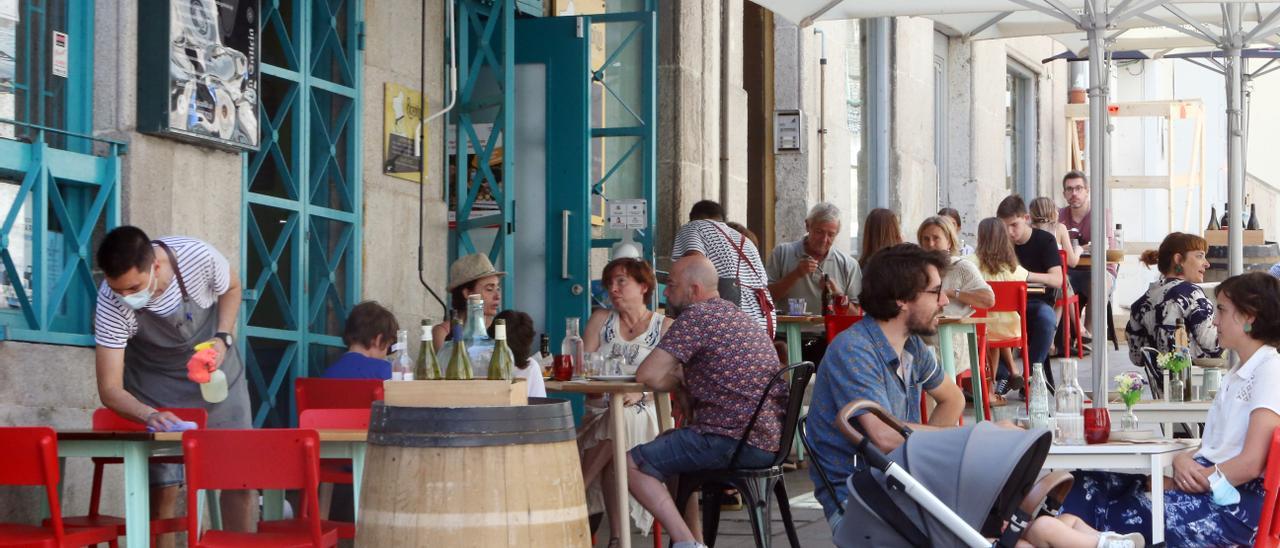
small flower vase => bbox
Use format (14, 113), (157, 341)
(1120, 404), (1140, 431)
(1168, 374), (1186, 403)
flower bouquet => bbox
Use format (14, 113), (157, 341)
(1156, 347), (1192, 402)
(1113, 371), (1146, 431)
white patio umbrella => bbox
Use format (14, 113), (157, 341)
(749, 0), (1270, 405)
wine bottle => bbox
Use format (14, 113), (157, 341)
(1247, 203), (1260, 230)
(1207, 205), (1221, 230)
(1221, 204), (1231, 228)
(821, 273), (833, 316)
(415, 319), (441, 380)
(391, 329), (413, 381)
(445, 320), (473, 380)
(487, 320), (515, 381)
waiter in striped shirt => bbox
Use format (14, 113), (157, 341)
(93, 226), (254, 538)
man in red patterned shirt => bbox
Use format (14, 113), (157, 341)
(629, 254), (784, 548)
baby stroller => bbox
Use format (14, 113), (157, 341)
(831, 401), (1073, 548)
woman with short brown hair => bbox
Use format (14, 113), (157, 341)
(1125, 232), (1223, 367)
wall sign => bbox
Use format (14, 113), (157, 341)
(50, 31), (67, 78)
(137, 0), (260, 151)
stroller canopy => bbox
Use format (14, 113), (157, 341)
(837, 422), (1053, 548)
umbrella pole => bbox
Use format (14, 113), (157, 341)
(1226, 4), (1245, 276)
(1085, 1), (1108, 407)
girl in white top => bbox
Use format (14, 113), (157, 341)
(1062, 272), (1280, 546)
(580, 258), (672, 543)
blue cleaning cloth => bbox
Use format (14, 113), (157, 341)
(146, 420), (199, 433)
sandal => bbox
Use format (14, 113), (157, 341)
(606, 537), (620, 548)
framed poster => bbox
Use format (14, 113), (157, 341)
(137, 0), (260, 151)
(383, 83), (424, 182)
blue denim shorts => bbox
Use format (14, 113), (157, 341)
(629, 428), (775, 483)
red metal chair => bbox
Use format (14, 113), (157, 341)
(283, 408), (371, 539)
(55, 407), (208, 545)
(294, 378), (383, 520)
(824, 314), (864, 344)
(0, 427), (120, 547)
(1255, 428), (1280, 548)
(182, 429), (338, 547)
(980, 281), (1033, 408)
(294, 378), (384, 417)
(1056, 250), (1084, 358)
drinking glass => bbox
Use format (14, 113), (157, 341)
(553, 355), (573, 381)
(787, 298), (807, 316)
(605, 356), (625, 377)
(1083, 408), (1111, 444)
(584, 352), (605, 377)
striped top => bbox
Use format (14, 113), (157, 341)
(94, 237), (231, 349)
(671, 220), (773, 332)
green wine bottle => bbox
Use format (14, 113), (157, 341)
(487, 320), (514, 381)
(445, 320), (473, 380)
(415, 319), (441, 380)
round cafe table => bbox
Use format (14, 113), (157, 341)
(546, 380), (673, 548)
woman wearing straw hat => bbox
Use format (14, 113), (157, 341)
(431, 253), (506, 351)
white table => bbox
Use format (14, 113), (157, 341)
(1106, 401), (1211, 437)
(1043, 440), (1197, 545)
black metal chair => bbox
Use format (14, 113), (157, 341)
(673, 361), (815, 548)
(797, 414), (844, 516)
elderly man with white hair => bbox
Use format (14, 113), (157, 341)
(766, 202), (862, 363)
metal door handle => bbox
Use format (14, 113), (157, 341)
(562, 210), (571, 279)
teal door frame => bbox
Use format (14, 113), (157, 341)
(513, 6), (656, 348)
(241, 0), (364, 427)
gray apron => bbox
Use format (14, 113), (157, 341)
(122, 241), (251, 430)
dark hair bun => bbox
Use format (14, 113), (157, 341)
(1139, 250), (1160, 266)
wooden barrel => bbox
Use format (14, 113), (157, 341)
(356, 398), (589, 547)
(1204, 243), (1280, 282)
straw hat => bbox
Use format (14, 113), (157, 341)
(447, 253), (506, 291)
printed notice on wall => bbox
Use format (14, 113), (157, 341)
(383, 83), (425, 183)
(51, 31), (67, 78)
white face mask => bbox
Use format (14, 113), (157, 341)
(118, 263), (157, 310)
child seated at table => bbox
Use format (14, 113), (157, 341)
(323, 301), (398, 380)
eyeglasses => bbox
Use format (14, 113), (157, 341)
(924, 287), (945, 302)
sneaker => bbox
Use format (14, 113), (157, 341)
(994, 378), (1010, 396)
(1097, 532), (1145, 548)
(672, 542), (709, 548)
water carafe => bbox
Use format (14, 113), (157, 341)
(1055, 359), (1086, 445)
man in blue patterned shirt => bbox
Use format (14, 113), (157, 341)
(806, 243), (966, 527)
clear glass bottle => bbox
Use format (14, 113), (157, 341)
(462, 294), (494, 376)
(444, 320), (473, 380)
(487, 320), (515, 381)
(1029, 362), (1051, 431)
(561, 317), (585, 379)
(391, 329), (414, 381)
(415, 319), (441, 380)
(1055, 359), (1086, 445)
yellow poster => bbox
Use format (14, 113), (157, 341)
(383, 83), (425, 182)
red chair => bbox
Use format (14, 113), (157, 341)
(1255, 428), (1280, 548)
(182, 429), (338, 547)
(1056, 250), (1084, 358)
(295, 378), (382, 530)
(294, 378), (384, 417)
(824, 314), (864, 344)
(293, 408), (371, 539)
(0, 427), (120, 547)
(980, 281), (1033, 408)
(56, 408), (208, 544)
